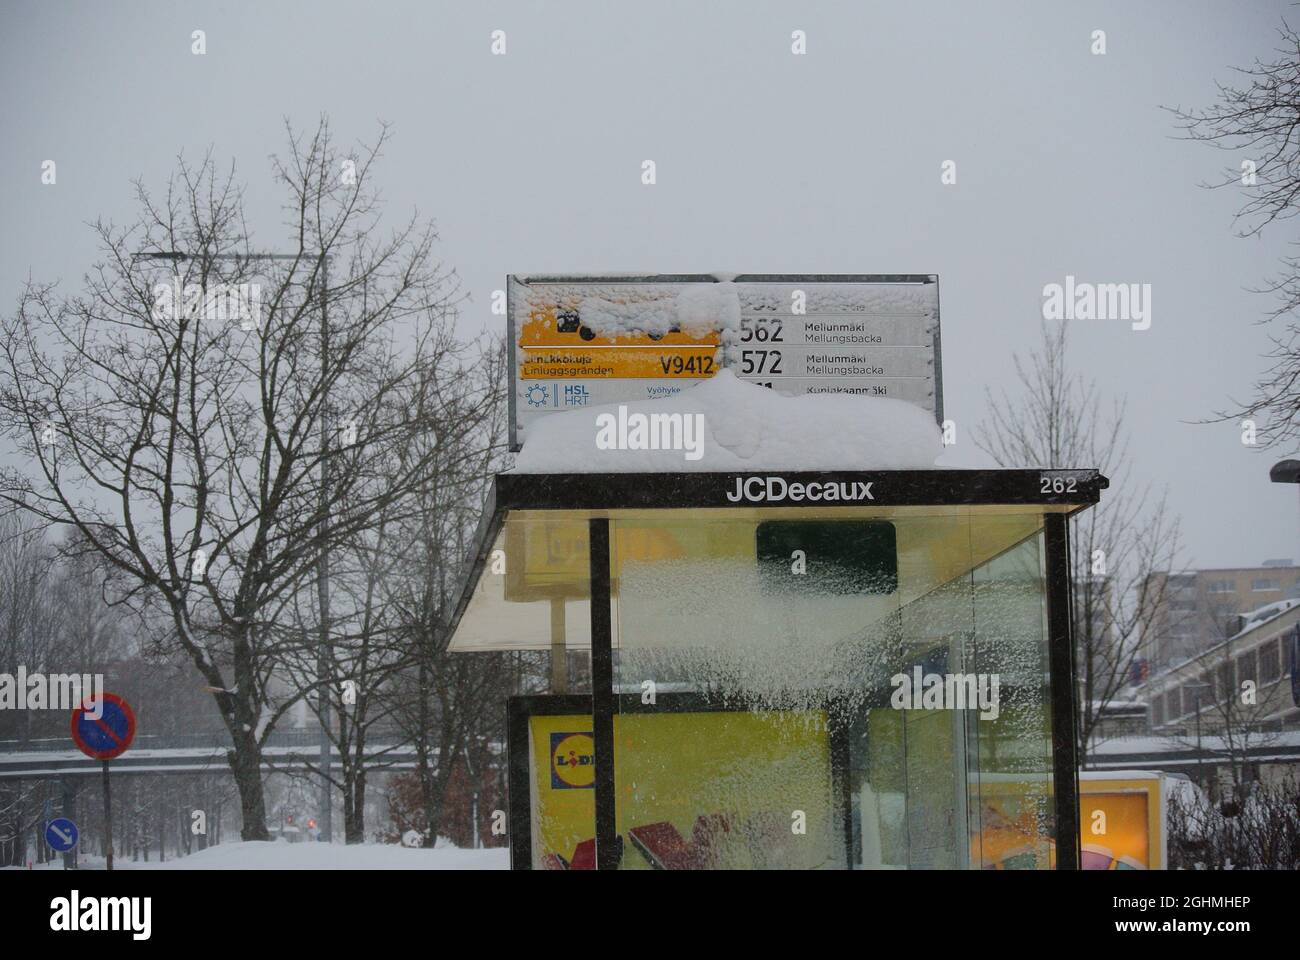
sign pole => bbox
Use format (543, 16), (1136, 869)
(101, 760), (114, 871)
(61, 779), (77, 870)
(70, 692), (135, 872)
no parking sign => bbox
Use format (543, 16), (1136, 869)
(70, 692), (136, 760)
(69, 691), (135, 871)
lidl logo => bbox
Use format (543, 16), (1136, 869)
(550, 732), (595, 789)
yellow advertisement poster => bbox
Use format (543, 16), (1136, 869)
(973, 776), (1161, 870)
(526, 708), (1163, 870)
(1078, 780), (1159, 870)
(529, 711), (838, 870)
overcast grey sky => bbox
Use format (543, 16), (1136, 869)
(1, 0), (1297, 569)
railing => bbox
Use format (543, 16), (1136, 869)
(0, 728), (408, 754)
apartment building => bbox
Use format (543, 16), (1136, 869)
(1145, 599), (1300, 741)
(1142, 561), (1300, 670)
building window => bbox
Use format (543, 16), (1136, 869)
(1166, 686), (1181, 718)
(1259, 638), (1281, 684)
(1152, 695), (1164, 726)
(1251, 578), (1281, 592)
(1206, 580), (1235, 594)
(1237, 649), (1257, 689)
(1218, 663), (1234, 702)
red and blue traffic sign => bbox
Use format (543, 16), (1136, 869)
(70, 692), (136, 761)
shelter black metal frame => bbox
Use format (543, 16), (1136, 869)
(466, 468), (1106, 871)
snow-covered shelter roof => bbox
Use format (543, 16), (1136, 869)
(455, 322), (1108, 654)
(511, 371), (978, 473)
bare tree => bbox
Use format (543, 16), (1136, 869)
(1167, 614), (1291, 802)
(1168, 18), (1300, 447)
(0, 516), (140, 865)
(0, 118), (471, 840)
(0, 515), (57, 743)
(0, 514), (55, 866)
(974, 320), (1183, 759)
(381, 356), (513, 846)
(268, 330), (505, 844)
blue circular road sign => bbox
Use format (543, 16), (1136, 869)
(70, 693), (136, 761)
(45, 817), (78, 852)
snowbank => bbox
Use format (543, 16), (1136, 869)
(150, 840), (507, 870)
(512, 370), (946, 473)
(933, 441), (999, 469)
(7, 841), (509, 870)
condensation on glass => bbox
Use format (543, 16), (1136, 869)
(453, 503), (1079, 870)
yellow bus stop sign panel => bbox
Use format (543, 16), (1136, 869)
(520, 306), (720, 380)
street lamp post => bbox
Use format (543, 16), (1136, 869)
(1184, 680), (1213, 794)
(133, 249), (335, 842)
(1270, 459), (1300, 549)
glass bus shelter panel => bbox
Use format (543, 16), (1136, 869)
(607, 508), (1058, 870)
(449, 516), (594, 653)
(457, 516), (597, 869)
(965, 531), (1055, 869)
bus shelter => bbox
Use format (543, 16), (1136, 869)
(446, 467), (1107, 869)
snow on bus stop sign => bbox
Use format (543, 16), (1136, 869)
(506, 274), (942, 451)
(70, 692), (137, 761)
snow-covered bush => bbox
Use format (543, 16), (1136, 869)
(1167, 775), (1300, 869)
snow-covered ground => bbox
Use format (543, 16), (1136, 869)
(6, 841), (509, 870)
